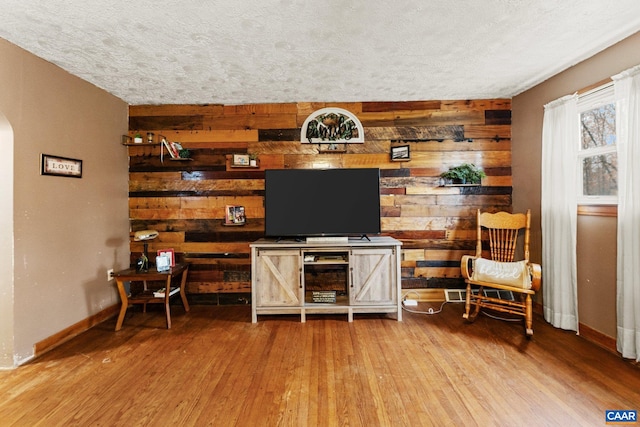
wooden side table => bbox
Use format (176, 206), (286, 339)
(113, 263), (190, 331)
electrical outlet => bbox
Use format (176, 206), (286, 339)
(107, 268), (114, 281)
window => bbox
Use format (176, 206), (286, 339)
(577, 82), (617, 204)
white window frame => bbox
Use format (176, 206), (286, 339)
(577, 82), (617, 205)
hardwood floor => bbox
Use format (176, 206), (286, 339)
(1, 302), (639, 426)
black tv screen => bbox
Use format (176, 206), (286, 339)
(264, 168), (381, 238)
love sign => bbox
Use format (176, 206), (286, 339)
(41, 154), (83, 178)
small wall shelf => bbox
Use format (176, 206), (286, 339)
(122, 134), (161, 146)
(228, 154), (259, 168)
(230, 164), (260, 168)
(317, 143), (347, 153)
(122, 142), (160, 147)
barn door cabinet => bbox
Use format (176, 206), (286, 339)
(350, 247), (396, 305)
(250, 237), (402, 323)
(253, 249), (302, 309)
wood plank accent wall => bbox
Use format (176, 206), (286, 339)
(128, 100), (511, 302)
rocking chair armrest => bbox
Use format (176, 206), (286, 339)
(460, 255), (476, 280)
(529, 262), (542, 292)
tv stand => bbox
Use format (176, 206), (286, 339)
(250, 236), (402, 322)
(305, 236), (348, 244)
(275, 237), (305, 243)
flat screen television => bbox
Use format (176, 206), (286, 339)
(264, 168), (381, 239)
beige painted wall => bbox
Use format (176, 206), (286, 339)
(0, 38), (130, 368)
(576, 216), (617, 337)
(512, 31), (640, 338)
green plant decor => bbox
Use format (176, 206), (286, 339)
(440, 163), (486, 184)
(178, 148), (191, 159)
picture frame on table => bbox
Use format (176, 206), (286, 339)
(155, 254), (171, 272)
(232, 154), (250, 166)
(157, 248), (175, 267)
(225, 205), (246, 225)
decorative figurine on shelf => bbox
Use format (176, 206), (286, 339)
(133, 229), (159, 272)
(136, 252), (149, 272)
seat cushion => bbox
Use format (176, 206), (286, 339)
(471, 258), (532, 289)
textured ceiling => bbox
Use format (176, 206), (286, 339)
(1, 1), (640, 105)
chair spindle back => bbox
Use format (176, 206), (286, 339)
(475, 209), (531, 263)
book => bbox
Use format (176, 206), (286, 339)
(162, 138), (179, 158)
(153, 287), (180, 298)
(172, 142), (183, 153)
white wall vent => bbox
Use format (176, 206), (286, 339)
(445, 288), (515, 303)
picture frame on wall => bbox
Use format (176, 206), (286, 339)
(40, 154), (83, 178)
(225, 205), (246, 225)
(390, 145), (411, 162)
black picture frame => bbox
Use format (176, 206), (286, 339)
(41, 154), (83, 178)
(390, 145), (410, 162)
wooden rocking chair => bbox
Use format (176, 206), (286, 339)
(460, 209), (542, 336)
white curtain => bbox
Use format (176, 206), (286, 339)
(613, 65), (640, 361)
(541, 94), (579, 331)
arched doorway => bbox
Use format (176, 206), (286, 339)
(0, 111), (14, 369)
